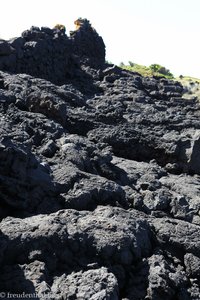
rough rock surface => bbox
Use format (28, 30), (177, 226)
(0, 20), (200, 299)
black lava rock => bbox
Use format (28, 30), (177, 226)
(0, 19), (200, 299)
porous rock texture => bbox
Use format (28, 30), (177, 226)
(0, 19), (200, 300)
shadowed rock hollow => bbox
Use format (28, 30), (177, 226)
(0, 19), (200, 299)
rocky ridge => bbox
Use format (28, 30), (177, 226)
(0, 19), (200, 299)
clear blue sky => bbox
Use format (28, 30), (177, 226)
(0, 0), (200, 77)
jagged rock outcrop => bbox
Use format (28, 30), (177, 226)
(70, 18), (106, 68)
(0, 19), (105, 85)
(0, 20), (200, 299)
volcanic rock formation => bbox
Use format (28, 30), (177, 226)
(0, 19), (200, 299)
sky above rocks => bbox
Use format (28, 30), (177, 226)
(1, 0), (199, 78)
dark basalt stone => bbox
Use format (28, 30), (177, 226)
(0, 19), (200, 299)
(0, 20), (105, 86)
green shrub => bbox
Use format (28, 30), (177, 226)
(149, 64), (173, 78)
(128, 61), (135, 67)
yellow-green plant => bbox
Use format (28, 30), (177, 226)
(54, 24), (66, 31)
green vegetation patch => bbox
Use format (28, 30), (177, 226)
(119, 61), (174, 79)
